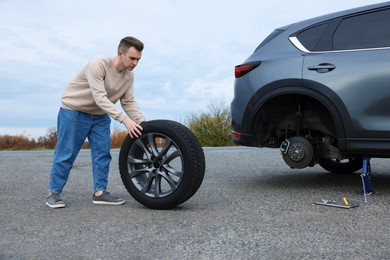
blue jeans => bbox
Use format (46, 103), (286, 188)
(48, 108), (112, 194)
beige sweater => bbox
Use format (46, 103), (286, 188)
(61, 56), (144, 124)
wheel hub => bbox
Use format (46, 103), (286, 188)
(282, 136), (313, 169)
(287, 144), (305, 162)
(153, 160), (161, 169)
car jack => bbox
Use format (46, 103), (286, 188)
(315, 156), (373, 209)
(360, 156), (373, 203)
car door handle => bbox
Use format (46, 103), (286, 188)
(308, 63), (336, 73)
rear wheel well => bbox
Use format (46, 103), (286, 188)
(253, 94), (337, 149)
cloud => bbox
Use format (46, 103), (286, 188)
(0, 0), (385, 138)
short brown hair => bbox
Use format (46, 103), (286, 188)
(118, 36), (144, 53)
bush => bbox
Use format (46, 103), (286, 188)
(111, 130), (128, 148)
(0, 134), (37, 150)
(37, 128), (57, 149)
(187, 101), (235, 147)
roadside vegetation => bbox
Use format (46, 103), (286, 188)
(0, 128), (128, 151)
(0, 101), (234, 150)
(187, 101), (235, 147)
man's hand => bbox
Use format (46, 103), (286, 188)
(122, 117), (143, 138)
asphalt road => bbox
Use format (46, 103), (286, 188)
(1, 147), (390, 259)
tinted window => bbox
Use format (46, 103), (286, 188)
(333, 8), (390, 50)
(296, 23), (329, 51)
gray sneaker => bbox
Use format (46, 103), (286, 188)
(92, 191), (125, 205)
(46, 193), (65, 208)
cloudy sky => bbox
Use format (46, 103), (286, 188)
(0, 0), (385, 138)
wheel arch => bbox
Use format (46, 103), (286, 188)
(243, 79), (351, 152)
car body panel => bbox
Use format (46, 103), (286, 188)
(303, 49), (390, 137)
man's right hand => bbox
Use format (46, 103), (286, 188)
(122, 117), (143, 138)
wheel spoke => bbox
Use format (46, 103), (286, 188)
(140, 173), (155, 194)
(159, 172), (180, 190)
(163, 150), (181, 164)
(158, 139), (172, 157)
(147, 134), (160, 157)
(162, 165), (183, 178)
(127, 156), (149, 164)
(129, 168), (149, 178)
(134, 139), (152, 160)
(154, 175), (161, 197)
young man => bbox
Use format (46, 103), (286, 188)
(46, 36), (145, 208)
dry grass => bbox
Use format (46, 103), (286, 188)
(0, 130), (129, 150)
(0, 135), (39, 150)
(110, 130), (128, 148)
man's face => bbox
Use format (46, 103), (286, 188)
(120, 47), (142, 71)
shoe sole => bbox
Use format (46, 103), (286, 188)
(46, 202), (65, 208)
(92, 200), (125, 205)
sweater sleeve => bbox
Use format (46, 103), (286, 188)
(120, 86), (145, 124)
(85, 59), (125, 121)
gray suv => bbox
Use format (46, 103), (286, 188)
(231, 2), (390, 173)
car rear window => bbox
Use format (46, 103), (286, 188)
(333, 8), (390, 50)
(296, 23), (329, 51)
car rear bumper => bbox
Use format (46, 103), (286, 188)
(231, 131), (255, 146)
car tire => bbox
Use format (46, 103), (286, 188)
(318, 157), (362, 174)
(118, 120), (205, 209)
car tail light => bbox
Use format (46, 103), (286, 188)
(234, 61), (261, 78)
(232, 131), (241, 139)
